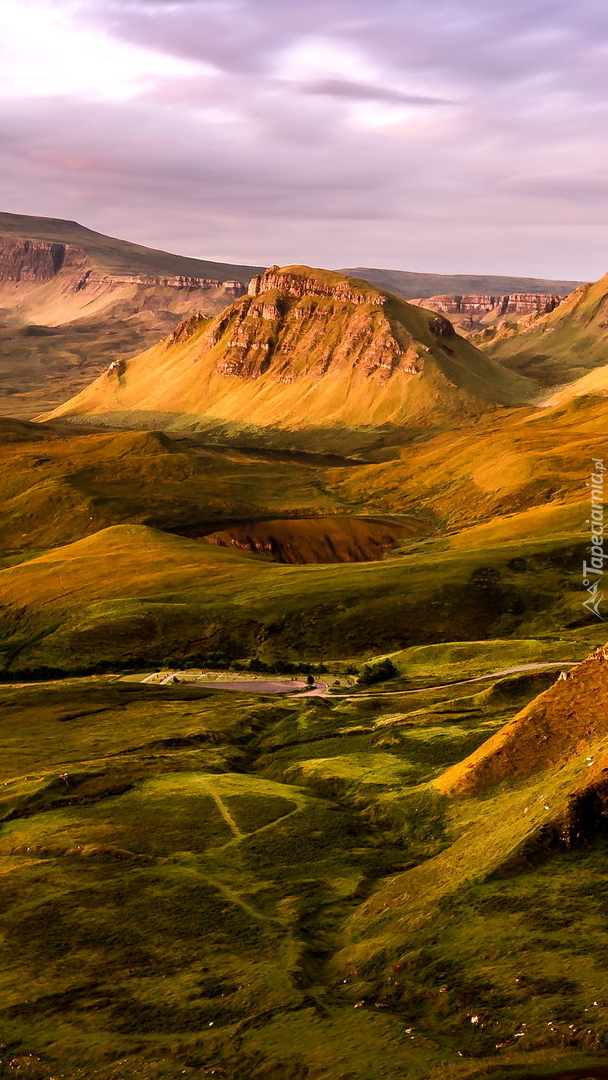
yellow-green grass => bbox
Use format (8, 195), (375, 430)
(324, 649), (608, 1068)
(0, 522), (587, 673)
(0, 420), (356, 557)
(1, 389), (600, 570)
(374, 637), (591, 683)
(0, 678), (501, 1078)
(2, 660), (608, 1078)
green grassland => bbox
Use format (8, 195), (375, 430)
(1, 667), (608, 1080)
(0, 521), (591, 674)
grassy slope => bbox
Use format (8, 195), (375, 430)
(0, 521), (589, 673)
(40, 269), (532, 442)
(0, 388), (601, 672)
(0, 421), (353, 557)
(1, 309), (608, 1075)
(485, 274), (608, 384)
(324, 650), (608, 1064)
(343, 266), (583, 300)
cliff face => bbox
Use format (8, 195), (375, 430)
(0, 233), (252, 419)
(411, 292), (563, 325)
(0, 235), (247, 295)
(247, 265), (383, 306)
(165, 267), (419, 387)
(0, 237), (79, 281)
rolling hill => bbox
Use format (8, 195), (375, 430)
(4, 222), (608, 1080)
(39, 265), (532, 449)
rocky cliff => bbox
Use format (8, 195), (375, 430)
(247, 265), (383, 306)
(41, 265), (533, 445)
(483, 271), (608, 384)
(410, 292), (563, 328)
(0, 235), (247, 295)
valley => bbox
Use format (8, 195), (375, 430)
(1, 217), (608, 1080)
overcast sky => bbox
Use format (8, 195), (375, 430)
(1, 0), (608, 278)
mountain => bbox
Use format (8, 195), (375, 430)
(483, 272), (608, 384)
(342, 265), (582, 300)
(0, 211), (264, 416)
(39, 264), (532, 449)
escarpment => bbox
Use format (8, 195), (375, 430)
(410, 292), (563, 329)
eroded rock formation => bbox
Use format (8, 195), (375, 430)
(411, 292), (563, 326)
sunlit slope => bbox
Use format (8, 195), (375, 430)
(0, 420), (355, 556)
(40, 266), (532, 438)
(544, 365), (608, 406)
(0, 522), (584, 672)
(3, 390), (601, 563)
(486, 272), (608, 384)
(326, 393), (606, 537)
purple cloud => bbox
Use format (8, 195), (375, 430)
(0, 0), (607, 278)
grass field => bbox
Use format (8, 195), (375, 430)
(1, 659), (608, 1079)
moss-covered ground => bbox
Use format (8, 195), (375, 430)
(0, 667), (607, 1080)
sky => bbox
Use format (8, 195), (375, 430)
(1, 0), (608, 278)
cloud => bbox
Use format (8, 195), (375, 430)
(297, 77), (454, 106)
(0, 0), (607, 278)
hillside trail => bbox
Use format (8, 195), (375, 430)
(313, 660), (577, 699)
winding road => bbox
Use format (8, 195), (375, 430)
(142, 660), (578, 699)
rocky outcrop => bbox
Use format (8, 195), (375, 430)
(42, 263), (531, 432)
(0, 238), (86, 281)
(203, 286), (413, 385)
(248, 265), (385, 307)
(411, 292), (563, 323)
(165, 313), (210, 347)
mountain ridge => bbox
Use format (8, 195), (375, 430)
(342, 264), (583, 300)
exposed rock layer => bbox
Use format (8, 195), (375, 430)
(410, 292), (563, 328)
